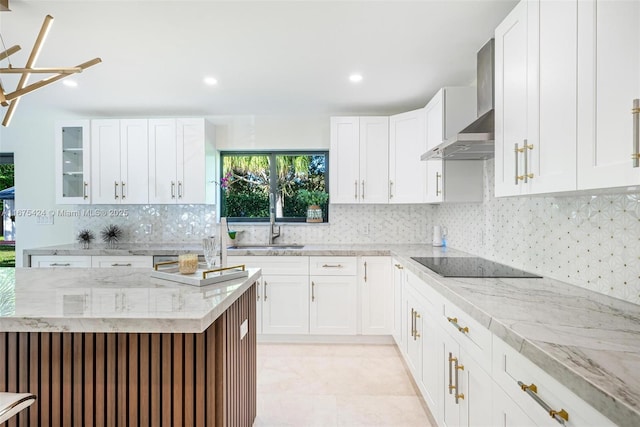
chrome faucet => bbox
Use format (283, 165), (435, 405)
(269, 193), (281, 244)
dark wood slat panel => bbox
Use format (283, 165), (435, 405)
(39, 333), (50, 427)
(28, 334), (39, 427)
(138, 334), (150, 427)
(161, 334), (172, 426)
(209, 322), (220, 427)
(183, 334), (195, 427)
(94, 333), (106, 427)
(128, 334), (139, 427)
(61, 334), (72, 427)
(51, 333), (62, 427)
(0, 333), (5, 392)
(173, 334), (183, 427)
(105, 334), (116, 427)
(72, 334), (83, 427)
(150, 334), (160, 427)
(117, 334), (128, 427)
(84, 334), (94, 427)
(7, 333), (17, 427)
(194, 332), (205, 427)
(17, 333), (28, 427)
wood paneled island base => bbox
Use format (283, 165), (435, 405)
(0, 284), (257, 427)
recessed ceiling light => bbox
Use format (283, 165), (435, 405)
(204, 77), (218, 86)
(349, 74), (363, 83)
(63, 80), (78, 88)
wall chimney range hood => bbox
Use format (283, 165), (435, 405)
(421, 39), (495, 161)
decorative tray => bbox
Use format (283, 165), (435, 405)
(151, 262), (248, 287)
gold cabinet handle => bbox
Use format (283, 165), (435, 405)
(389, 180), (393, 199)
(447, 316), (469, 334)
(322, 264), (343, 268)
(363, 261), (367, 283)
(454, 356), (464, 403)
(171, 181), (176, 199)
(257, 282), (260, 301)
(111, 263), (132, 267)
(411, 308), (416, 341)
(114, 181), (119, 199)
(121, 181), (126, 199)
(264, 280), (268, 301)
(311, 281), (315, 302)
(354, 180), (358, 200)
(178, 181), (183, 199)
(361, 180), (365, 199)
(435, 171), (442, 196)
(448, 352), (455, 394)
(394, 263), (404, 270)
(83, 181), (89, 199)
(518, 381), (569, 425)
(524, 139), (534, 183)
(515, 143), (521, 184)
(413, 311), (420, 340)
(633, 99), (640, 168)
(50, 263), (71, 267)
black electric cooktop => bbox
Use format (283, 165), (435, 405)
(411, 257), (542, 278)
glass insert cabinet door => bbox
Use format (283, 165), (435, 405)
(55, 120), (91, 204)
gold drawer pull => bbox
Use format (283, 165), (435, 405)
(447, 316), (470, 334)
(518, 381), (569, 425)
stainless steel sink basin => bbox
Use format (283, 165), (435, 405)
(227, 244), (305, 250)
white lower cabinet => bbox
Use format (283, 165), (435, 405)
(441, 329), (493, 427)
(309, 275), (357, 335)
(492, 380), (537, 427)
(228, 256), (310, 335)
(360, 256), (392, 335)
(30, 255), (152, 268)
(492, 336), (615, 427)
(30, 256), (92, 268)
(262, 274), (310, 334)
(90, 255), (152, 268)
(391, 259), (405, 346)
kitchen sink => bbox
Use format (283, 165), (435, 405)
(227, 244), (305, 250)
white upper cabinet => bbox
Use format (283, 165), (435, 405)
(55, 120), (91, 204)
(424, 87), (483, 203)
(389, 109), (427, 203)
(149, 118), (214, 204)
(330, 116), (389, 204)
(577, 0), (640, 189)
(495, 0), (530, 197)
(497, 0), (638, 196)
(91, 119), (149, 204)
(527, 0), (578, 194)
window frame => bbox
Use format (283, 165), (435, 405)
(220, 150), (329, 223)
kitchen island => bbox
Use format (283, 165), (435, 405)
(0, 267), (261, 427)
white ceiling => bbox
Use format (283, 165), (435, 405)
(0, 0), (517, 119)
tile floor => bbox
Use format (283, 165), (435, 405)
(254, 343), (435, 426)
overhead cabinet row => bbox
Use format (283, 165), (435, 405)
(55, 118), (216, 205)
(494, 0), (640, 196)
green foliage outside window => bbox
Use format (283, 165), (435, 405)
(220, 152), (327, 221)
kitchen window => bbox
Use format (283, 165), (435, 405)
(220, 151), (328, 222)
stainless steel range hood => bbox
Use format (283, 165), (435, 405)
(422, 39), (495, 161)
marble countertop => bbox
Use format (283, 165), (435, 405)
(22, 242), (639, 425)
(0, 267), (261, 334)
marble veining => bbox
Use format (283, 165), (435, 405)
(394, 252), (640, 427)
(0, 267), (260, 333)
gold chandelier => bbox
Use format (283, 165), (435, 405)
(0, 5), (101, 126)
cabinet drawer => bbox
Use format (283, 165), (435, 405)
(227, 256), (309, 275)
(492, 336), (615, 427)
(441, 299), (492, 371)
(91, 256), (153, 268)
(31, 256), (92, 268)
(309, 256), (357, 275)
